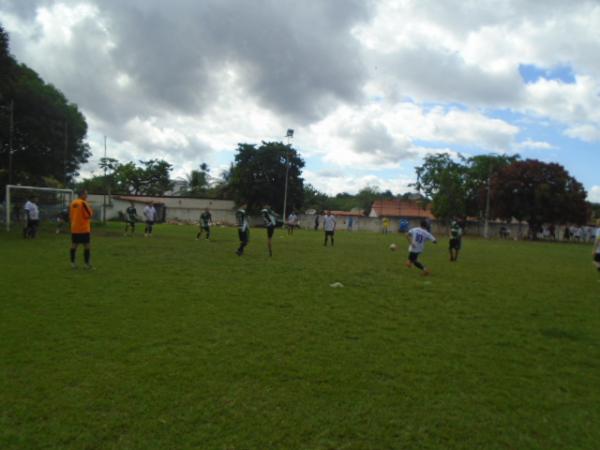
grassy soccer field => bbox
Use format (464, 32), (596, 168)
(1, 223), (599, 449)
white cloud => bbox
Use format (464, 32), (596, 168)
(304, 170), (414, 196)
(588, 186), (600, 203)
(515, 139), (556, 150)
(564, 124), (600, 143)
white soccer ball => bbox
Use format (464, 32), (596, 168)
(389, 243), (397, 251)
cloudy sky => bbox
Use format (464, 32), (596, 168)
(1, 0), (600, 201)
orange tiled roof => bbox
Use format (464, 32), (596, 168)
(329, 210), (364, 217)
(370, 199), (434, 219)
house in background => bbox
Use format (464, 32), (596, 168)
(368, 199), (434, 220)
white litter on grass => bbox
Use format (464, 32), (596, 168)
(330, 282), (344, 288)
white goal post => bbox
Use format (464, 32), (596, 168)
(4, 185), (74, 232)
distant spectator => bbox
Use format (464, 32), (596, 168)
(23, 196), (40, 239)
(287, 211), (298, 235)
(314, 214), (320, 231)
(347, 216), (353, 231)
(382, 217), (390, 234)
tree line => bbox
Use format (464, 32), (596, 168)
(0, 24), (90, 190)
(413, 153), (592, 230)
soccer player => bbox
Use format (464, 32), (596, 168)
(593, 219), (600, 273)
(23, 196), (40, 239)
(261, 205), (279, 256)
(69, 190), (93, 269)
(235, 204), (250, 256)
(323, 210), (336, 246)
(197, 208), (212, 240)
(449, 220), (463, 262)
(405, 219), (437, 276)
(287, 211), (298, 235)
(143, 202), (157, 237)
(124, 202), (138, 236)
(55, 207), (69, 234)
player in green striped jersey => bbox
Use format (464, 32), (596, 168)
(196, 208), (212, 240)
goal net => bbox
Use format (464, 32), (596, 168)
(4, 185), (74, 232)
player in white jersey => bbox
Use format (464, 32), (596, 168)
(23, 197), (40, 239)
(593, 219), (600, 273)
(405, 220), (437, 275)
(143, 203), (157, 237)
(323, 211), (336, 246)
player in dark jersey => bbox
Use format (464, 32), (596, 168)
(235, 205), (250, 256)
(124, 202), (138, 236)
(196, 208), (212, 240)
(261, 205), (281, 257)
(448, 220), (463, 262)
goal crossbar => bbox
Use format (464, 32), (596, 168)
(5, 185), (74, 232)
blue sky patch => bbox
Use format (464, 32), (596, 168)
(519, 64), (576, 84)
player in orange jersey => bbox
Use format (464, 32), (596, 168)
(69, 190), (94, 269)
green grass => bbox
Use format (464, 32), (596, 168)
(1, 223), (599, 449)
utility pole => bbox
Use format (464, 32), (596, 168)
(8, 99), (14, 185)
(282, 129), (294, 221)
(64, 120), (68, 186)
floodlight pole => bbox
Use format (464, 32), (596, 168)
(103, 135), (107, 223)
(282, 129), (294, 221)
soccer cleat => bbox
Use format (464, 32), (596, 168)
(71, 263), (77, 269)
(84, 264), (95, 270)
(405, 261), (412, 268)
(422, 269), (430, 276)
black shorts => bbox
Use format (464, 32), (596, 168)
(594, 254), (600, 263)
(408, 252), (420, 263)
(72, 233), (90, 244)
(325, 230), (335, 236)
(449, 238), (461, 250)
(267, 225), (275, 238)
(146, 221), (155, 226)
(127, 220), (135, 225)
(201, 225), (210, 231)
(27, 219), (39, 227)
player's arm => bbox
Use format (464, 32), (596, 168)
(427, 230), (437, 244)
(405, 231), (412, 244)
(82, 202), (93, 219)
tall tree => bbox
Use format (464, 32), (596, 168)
(464, 154), (520, 218)
(491, 159), (590, 233)
(182, 163), (210, 197)
(227, 141), (304, 212)
(413, 153), (468, 220)
(0, 25), (90, 189)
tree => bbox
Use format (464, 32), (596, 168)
(463, 154), (520, 218)
(303, 184), (330, 212)
(0, 25), (90, 189)
(491, 159), (590, 234)
(181, 163), (210, 197)
(227, 141), (304, 212)
(413, 153), (468, 221)
(78, 159), (174, 196)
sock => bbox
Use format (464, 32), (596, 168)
(84, 249), (90, 265)
(70, 249), (76, 263)
(414, 261), (425, 271)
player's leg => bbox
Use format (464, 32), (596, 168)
(237, 229), (247, 255)
(324, 231), (328, 246)
(83, 240), (92, 268)
(594, 254), (600, 272)
(331, 231), (334, 246)
(206, 226), (211, 240)
(267, 227), (274, 256)
(70, 236), (78, 268)
(196, 226), (202, 240)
